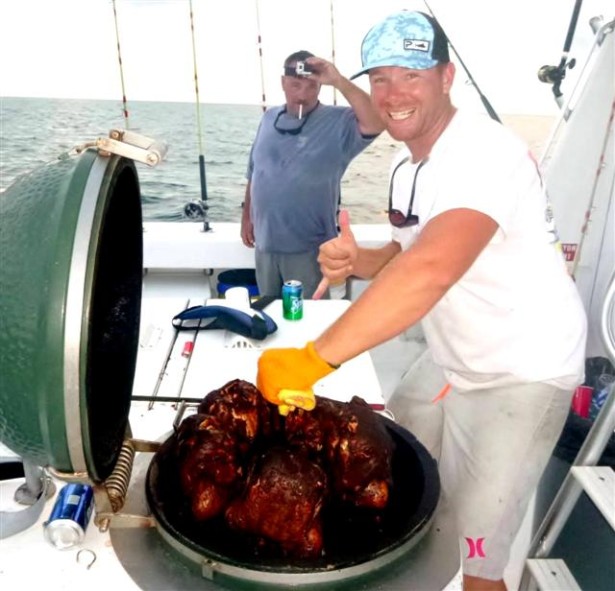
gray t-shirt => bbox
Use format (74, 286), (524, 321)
(247, 103), (376, 253)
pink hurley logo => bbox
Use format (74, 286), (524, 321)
(465, 537), (486, 558)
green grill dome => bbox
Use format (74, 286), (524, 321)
(0, 149), (143, 482)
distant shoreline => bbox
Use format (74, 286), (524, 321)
(500, 113), (556, 156)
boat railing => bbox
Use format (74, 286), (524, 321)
(519, 269), (615, 590)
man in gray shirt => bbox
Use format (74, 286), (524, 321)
(241, 51), (384, 298)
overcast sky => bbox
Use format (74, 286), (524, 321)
(1, 0), (613, 115)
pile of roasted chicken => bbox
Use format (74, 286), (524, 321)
(169, 379), (396, 558)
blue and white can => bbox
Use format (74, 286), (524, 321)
(43, 483), (94, 549)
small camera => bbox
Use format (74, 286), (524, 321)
(295, 61), (313, 77)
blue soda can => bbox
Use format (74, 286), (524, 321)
(282, 280), (303, 320)
(43, 483), (94, 549)
(589, 373), (615, 421)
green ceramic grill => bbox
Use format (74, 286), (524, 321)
(0, 148), (143, 483)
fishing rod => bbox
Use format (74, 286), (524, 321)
(255, 0), (268, 113)
(537, 0), (583, 107)
(187, 0), (210, 232)
(111, 0), (130, 129)
(424, 1), (501, 123)
(330, 0), (338, 105)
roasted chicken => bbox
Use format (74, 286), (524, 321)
(197, 378), (279, 449)
(285, 396), (395, 509)
(171, 380), (395, 557)
(175, 413), (241, 520)
(225, 446), (327, 558)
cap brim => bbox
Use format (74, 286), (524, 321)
(349, 67), (369, 81)
(350, 56), (441, 80)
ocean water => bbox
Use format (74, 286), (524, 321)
(0, 97), (553, 223)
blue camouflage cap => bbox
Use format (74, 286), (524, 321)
(351, 11), (449, 79)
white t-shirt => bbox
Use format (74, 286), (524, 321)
(390, 110), (587, 391)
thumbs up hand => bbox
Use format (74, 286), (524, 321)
(312, 210), (358, 299)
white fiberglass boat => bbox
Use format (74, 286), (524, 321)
(0, 9), (613, 591)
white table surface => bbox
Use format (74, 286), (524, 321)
(135, 297), (385, 409)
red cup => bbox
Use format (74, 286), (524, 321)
(571, 385), (593, 418)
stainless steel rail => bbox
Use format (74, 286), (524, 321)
(519, 270), (615, 590)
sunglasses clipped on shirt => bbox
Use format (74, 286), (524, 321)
(273, 103), (318, 135)
(388, 157), (428, 228)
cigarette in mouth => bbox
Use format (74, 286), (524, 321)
(298, 104), (303, 120)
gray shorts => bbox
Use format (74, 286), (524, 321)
(255, 249), (329, 299)
(389, 359), (574, 580)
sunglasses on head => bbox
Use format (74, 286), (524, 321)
(388, 157), (428, 228)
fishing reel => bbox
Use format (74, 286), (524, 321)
(537, 58), (576, 101)
(538, 58), (576, 87)
(537, 61), (575, 84)
(184, 200), (211, 232)
(184, 200), (209, 220)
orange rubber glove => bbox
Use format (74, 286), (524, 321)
(257, 341), (337, 415)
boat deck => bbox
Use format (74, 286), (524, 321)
(1, 233), (546, 590)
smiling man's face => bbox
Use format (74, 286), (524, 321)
(368, 62), (455, 147)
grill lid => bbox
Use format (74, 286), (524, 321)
(0, 149), (143, 482)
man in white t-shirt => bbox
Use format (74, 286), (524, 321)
(256, 10), (587, 591)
